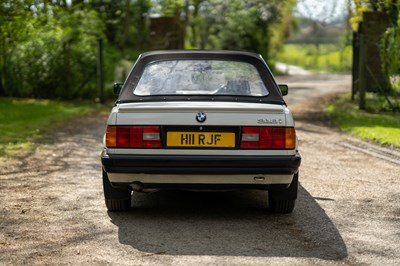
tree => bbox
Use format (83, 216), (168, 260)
(0, 1), (105, 99)
(0, 0), (298, 100)
(0, 1), (30, 96)
(84, 0), (152, 57)
(185, 0), (296, 62)
(351, 0), (400, 86)
(380, 1), (400, 84)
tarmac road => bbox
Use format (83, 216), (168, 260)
(1, 73), (399, 265)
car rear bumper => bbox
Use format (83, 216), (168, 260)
(101, 151), (301, 188)
(102, 150), (300, 174)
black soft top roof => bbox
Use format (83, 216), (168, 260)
(117, 50), (286, 105)
(139, 50), (263, 60)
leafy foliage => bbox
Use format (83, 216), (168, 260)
(0, 1), (105, 99)
(0, 0), (296, 100)
(351, 0), (400, 87)
(381, 2), (400, 82)
(185, 0), (296, 61)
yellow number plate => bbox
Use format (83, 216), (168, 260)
(167, 132), (235, 148)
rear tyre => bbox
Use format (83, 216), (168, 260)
(102, 169), (131, 211)
(268, 172), (298, 213)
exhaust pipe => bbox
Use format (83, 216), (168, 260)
(131, 182), (144, 192)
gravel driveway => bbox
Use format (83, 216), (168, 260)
(1, 73), (399, 265)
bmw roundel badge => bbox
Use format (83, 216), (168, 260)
(196, 112), (206, 123)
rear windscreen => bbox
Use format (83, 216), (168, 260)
(133, 60), (269, 97)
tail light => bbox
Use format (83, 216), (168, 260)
(106, 126), (161, 148)
(240, 127), (296, 149)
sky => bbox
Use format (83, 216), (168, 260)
(295, 0), (349, 23)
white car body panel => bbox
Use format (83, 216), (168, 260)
(108, 173), (293, 185)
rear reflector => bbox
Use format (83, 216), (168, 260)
(240, 127), (296, 149)
(241, 127), (260, 148)
(106, 126), (161, 148)
(143, 126), (161, 147)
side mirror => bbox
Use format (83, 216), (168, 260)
(113, 83), (123, 95)
(278, 84), (289, 96)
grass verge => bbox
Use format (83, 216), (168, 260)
(325, 93), (400, 148)
(276, 44), (352, 73)
(0, 97), (107, 157)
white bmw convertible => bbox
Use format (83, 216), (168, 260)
(101, 50), (301, 213)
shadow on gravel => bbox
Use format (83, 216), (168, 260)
(108, 186), (347, 260)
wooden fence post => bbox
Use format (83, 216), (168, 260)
(358, 29), (366, 110)
(351, 31), (359, 101)
(97, 38), (104, 104)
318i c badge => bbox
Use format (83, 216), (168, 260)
(196, 112), (206, 123)
(257, 118), (283, 125)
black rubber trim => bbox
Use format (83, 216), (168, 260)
(101, 152), (301, 175)
(111, 183), (290, 191)
(117, 50), (285, 104)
